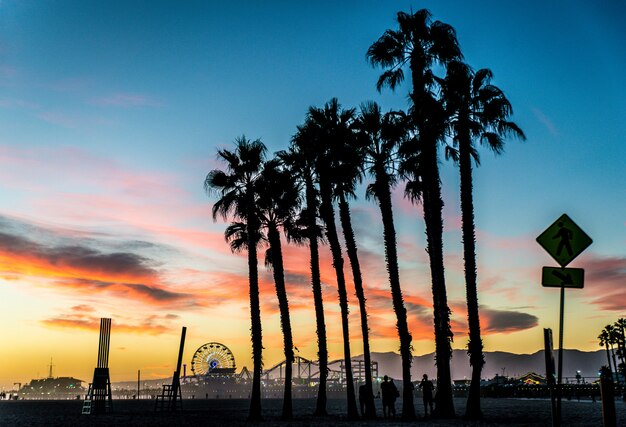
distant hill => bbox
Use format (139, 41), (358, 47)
(357, 349), (607, 381)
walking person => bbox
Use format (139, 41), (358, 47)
(380, 375), (392, 417)
(419, 374), (435, 417)
(358, 383), (368, 417)
(388, 378), (398, 417)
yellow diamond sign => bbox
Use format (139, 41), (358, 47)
(536, 214), (592, 267)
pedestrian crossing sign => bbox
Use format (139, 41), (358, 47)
(536, 214), (592, 267)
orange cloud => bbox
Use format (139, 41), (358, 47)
(41, 312), (174, 335)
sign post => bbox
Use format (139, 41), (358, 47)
(536, 214), (591, 427)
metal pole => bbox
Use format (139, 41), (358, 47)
(137, 369), (140, 400)
(556, 286), (565, 426)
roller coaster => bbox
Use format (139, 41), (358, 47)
(260, 355), (378, 385)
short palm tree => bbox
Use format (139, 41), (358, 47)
(599, 328), (614, 378)
(356, 101), (416, 418)
(615, 319), (626, 366)
(605, 324), (621, 385)
(439, 60), (525, 419)
(368, 9), (462, 418)
(204, 136), (266, 420)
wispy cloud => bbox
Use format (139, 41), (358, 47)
(90, 93), (162, 108)
(37, 110), (78, 128)
(532, 107), (559, 138)
(0, 98), (39, 109)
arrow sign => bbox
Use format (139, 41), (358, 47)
(536, 214), (592, 267)
(542, 267), (584, 288)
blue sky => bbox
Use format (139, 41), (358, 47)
(0, 1), (624, 386)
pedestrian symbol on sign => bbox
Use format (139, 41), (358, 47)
(553, 221), (573, 257)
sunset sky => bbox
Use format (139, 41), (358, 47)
(0, 1), (624, 388)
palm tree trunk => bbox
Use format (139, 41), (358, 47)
(459, 135), (484, 420)
(305, 176), (328, 416)
(338, 193), (377, 419)
(421, 132), (455, 418)
(319, 179), (359, 419)
(246, 208), (263, 421)
(267, 224), (294, 419)
(410, 76), (455, 418)
(374, 175), (416, 420)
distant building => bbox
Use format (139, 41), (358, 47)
(516, 372), (547, 385)
(18, 376), (85, 400)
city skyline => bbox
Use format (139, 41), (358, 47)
(0, 1), (624, 388)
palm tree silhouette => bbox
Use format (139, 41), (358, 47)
(599, 328), (614, 380)
(605, 324), (621, 386)
(356, 101), (415, 419)
(256, 158), (302, 419)
(306, 99), (359, 419)
(439, 60), (525, 419)
(204, 136), (266, 421)
(279, 137), (329, 416)
(368, 9), (462, 418)
(615, 319), (626, 370)
(322, 101), (379, 419)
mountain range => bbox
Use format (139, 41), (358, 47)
(363, 349), (607, 382)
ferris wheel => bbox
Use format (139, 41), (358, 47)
(190, 342), (236, 375)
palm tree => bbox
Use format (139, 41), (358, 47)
(613, 318), (626, 384)
(606, 324), (621, 385)
(439, 60), (525, 419)
(355, 102), (416, 419)
(255, 158), (303, 419)
(279, 137), (330, 415)
(368, 9), (462, 418)
(615, 319), (626, 365)
(599, 328), (614, 378)
(306, 99), (359, 419)
(204, 136), (266, 421)
(314, 99), (378, 419)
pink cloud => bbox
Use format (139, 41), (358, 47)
(577, 254), (626, 311)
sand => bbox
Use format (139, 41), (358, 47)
(0, 397), (624, 426)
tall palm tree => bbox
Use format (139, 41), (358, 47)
(306, 99), (359, 419)
(278, 138), (329, 415)
(204, 136), (266, 421)
(255, 158), (302, 419)
(329, 108), (378, 419)
(355, 102), (417, 419)
(439, 60), (525, 419)
(368, 9), (462, 418)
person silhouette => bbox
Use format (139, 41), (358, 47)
(553, 221), (573, 257)
(380, 375), (395, 418)
(419, 374), (435, 417)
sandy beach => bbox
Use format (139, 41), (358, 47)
(1, 397), (624, 426)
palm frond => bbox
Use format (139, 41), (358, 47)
(376, 69), (405, 92)
(444, 145), (459, 163)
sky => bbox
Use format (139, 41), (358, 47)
(0, 1), (624, 388)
